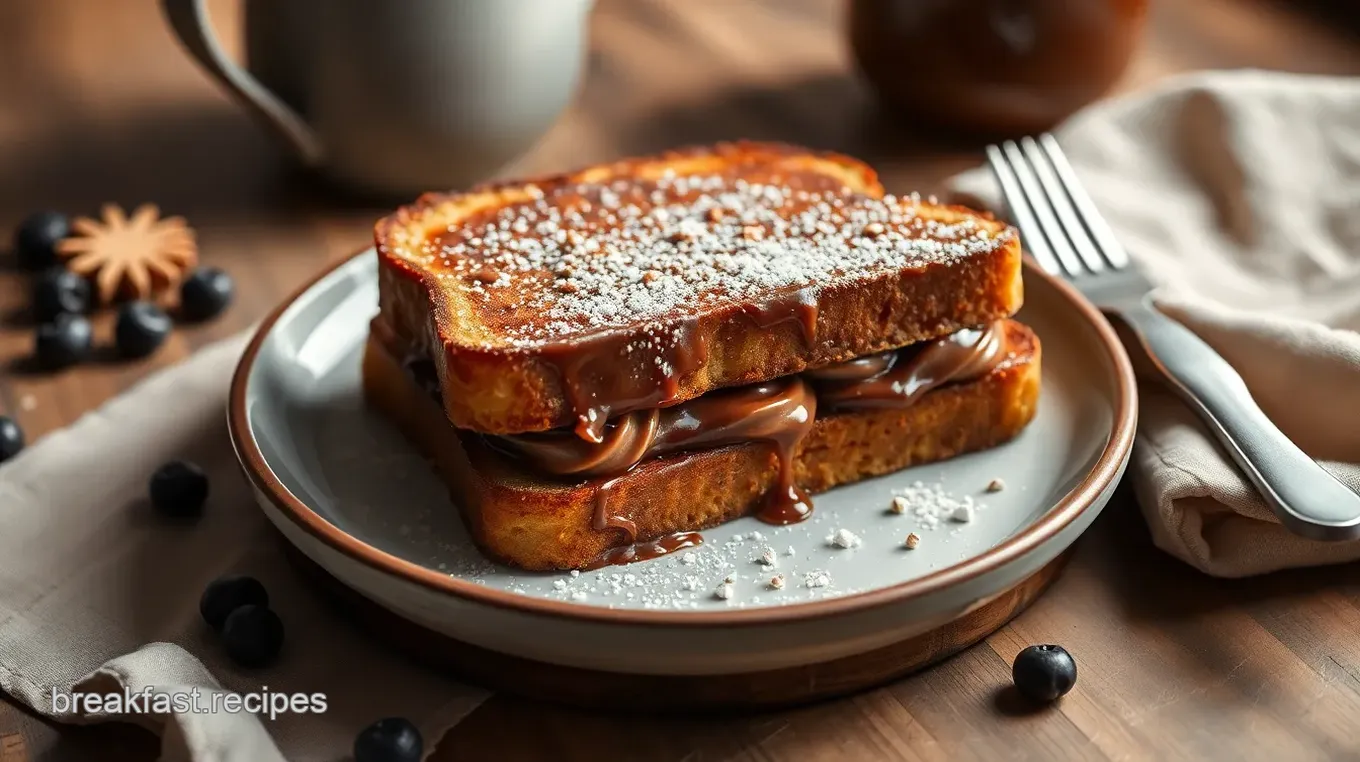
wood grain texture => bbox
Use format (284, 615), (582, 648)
(2, 0), (1360, 759)
(0, 734), (25, 762)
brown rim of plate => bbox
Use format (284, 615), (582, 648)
(228, 249), (1137, 629)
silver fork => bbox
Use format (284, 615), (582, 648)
(988, 134), (1360, 542)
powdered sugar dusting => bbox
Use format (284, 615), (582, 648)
(520, 526), (864, 609)
(401, 170), (1009, 347)
(453, 480), (996, 610)
(337, 411), (1000, 610)
(891, 481), (987, 533)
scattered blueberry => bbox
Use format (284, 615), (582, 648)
(13, 211), (70, 270)
(34, 313), (93, 369)
(1012, 644), (1077, 702)
(354, 717), (423, 762)
(149, 460), (209, 518)
(179, 267), (234, 321)
(200, 575), (270, 631)
(0, 416), (23, 463)
(32, 267), (91, 322)
(221, 604), (284, 668)
(115, 301), (172, 358)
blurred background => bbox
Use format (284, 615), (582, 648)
(4, 0), (1359, 220)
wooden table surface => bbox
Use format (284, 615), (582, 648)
(3, 0), (1360, 759)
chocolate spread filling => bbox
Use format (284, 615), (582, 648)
(497, 321), (1005, 477)
(389, 320), (1007, 555)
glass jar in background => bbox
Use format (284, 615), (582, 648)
(848, 0), (1149, 137)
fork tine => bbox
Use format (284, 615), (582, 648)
(984, 145), (1064, 276)
(1037, 134), (1131, 269)
(1000, 141), (1087, 278)
(1018, 136), (1106, 273)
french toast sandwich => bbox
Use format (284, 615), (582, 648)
(368, 141), (1040, 571)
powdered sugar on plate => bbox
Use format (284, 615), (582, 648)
(323, 389), (1015, 612)
(826, 528), (863, 549)
(478, 479), (997, 610)
(890, 480), (989, 533)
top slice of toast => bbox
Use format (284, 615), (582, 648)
(374, 141), (1023, 438)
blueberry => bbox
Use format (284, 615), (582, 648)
(34, 313), (93, 369)
(149, 460), (209, 518)
(0, 416), (23, 463)
(32, 267), (91, 322)
(221, 605), (284, 668)
(179, 267), (234, 321)
(200, 575), (269, 631)
(13, 211), (70, 270)
(354, 717), (423, 762)
(1012, 644), (1077, 702)
(115, 301), (172, 358)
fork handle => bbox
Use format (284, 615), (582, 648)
(1116, 298), (1360, 541)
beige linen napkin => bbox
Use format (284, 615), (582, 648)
(951, 69), (1360, 577)
(0, 333), (487, 760)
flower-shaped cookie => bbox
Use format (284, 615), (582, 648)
(57, 204), (198, 304)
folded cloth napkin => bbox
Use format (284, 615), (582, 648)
(0, 333), (487, 761)
(950, 69), (1360, 577)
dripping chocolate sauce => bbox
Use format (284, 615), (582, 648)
(543, 285), (816, 445)
(541, 316), (713, 444)
(496, 321), (1006, 568)
(738, 286), (819, 347)
(582, 531), (703, 571)
(389, 311), (1006, 571)
(501, 377), (818, 541)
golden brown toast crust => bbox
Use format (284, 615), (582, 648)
(374, 141), (1023, 436)
(362, 321), (1041, 571)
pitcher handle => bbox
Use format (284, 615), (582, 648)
(159, 0), (325, 166)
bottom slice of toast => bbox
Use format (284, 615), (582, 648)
(362, 322), (1041, 571)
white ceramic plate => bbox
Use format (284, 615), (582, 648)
(230, 249), (1135, 675)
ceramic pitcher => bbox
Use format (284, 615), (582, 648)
(160, 0), (596, 196)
